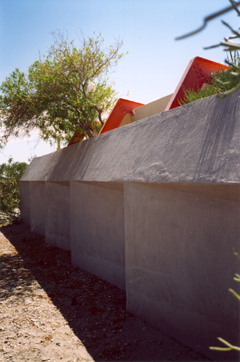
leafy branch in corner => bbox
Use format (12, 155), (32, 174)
(176, 0), (240, 97)
(209, 251), (240, 353)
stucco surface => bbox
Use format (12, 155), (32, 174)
(21, 89), (240, 184)
(19, 181), (30, 226)
(29, 182), (45, 235)
(124, 182), (240, 360)
(70, 181), (125, 291)
(45, 182), (70, 250)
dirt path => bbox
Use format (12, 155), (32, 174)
(0, 222), (211, 361)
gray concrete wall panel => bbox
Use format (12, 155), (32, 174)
(124, 182), (240, 360)
(20, 181), (30, 226)
(70, 181), (125, 290)
(29, 181), (45, 235)
(45, 182), (70, 250)
(21, 129), (128, 183)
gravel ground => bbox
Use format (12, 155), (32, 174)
(0, 222), (211, 362)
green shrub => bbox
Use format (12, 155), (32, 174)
(0, 158), (28, 225)
(179, 53), (240, 106)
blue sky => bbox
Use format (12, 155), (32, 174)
(0, 0), (239, 164)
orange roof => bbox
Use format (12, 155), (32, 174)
(99, 98), (144, 134)
(165, 56), (230, 111)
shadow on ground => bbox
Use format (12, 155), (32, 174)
(0, 222), (212, 362)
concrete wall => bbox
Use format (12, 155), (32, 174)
(29, 181), (45, 235)
(70, 181), (125, 290)
(124, 182), (240, 360)
(20, 89), (240, 360)
(19, 181), (30, 226)
(45, 181), (70, 250)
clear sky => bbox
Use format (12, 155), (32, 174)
(0, 0), (239, 164)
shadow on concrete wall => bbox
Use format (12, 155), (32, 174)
(194, 94), (239, 181)
(0, 224), (211, 362)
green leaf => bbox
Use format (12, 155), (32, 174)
(229, 288), (240, 301)
(209, 347), (232, 351)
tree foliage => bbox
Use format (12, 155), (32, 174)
(0, 32), (125, 146)
(176, 0), (240, 97)
(0, 158), (28, 225)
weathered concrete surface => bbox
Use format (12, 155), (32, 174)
(124, 182), (240, 361)
(29, 182), (45, 235)
(20, 181), (30, 226)
(70, 181), (125, 291)
(21, 89), (240, 184)
(45, 181), (70, 250)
